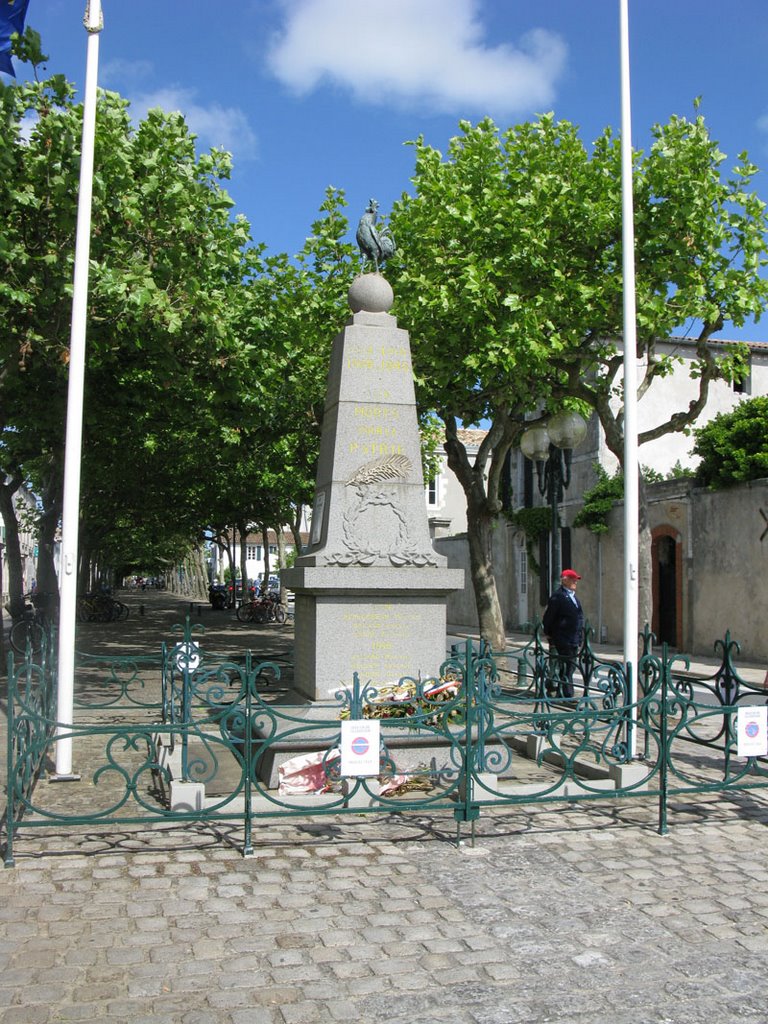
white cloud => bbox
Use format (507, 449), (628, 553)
(267, 0), (566, 116)
(100, 59), (258, 161)
(109, 79), (258, 162)
(102, 57), (155, 90)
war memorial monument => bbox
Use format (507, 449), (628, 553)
(282, 202), (463, 701)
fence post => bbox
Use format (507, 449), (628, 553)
(243, 650), (254, 857)
(716, 631), (741, 782)
(4, 652), (16, 867)
(178, 662), (187, 780)
(454, 638), (480, 846)
(658, 643), (669, 836)
(160, 642), (169, 724)
(625, 660), (634, 758)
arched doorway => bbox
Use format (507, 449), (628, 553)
(651, 527), (682, 648)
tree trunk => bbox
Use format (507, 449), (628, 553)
(37, 473), (63, 598)
(237, 521), (249, 599)
(276, 527), (288, 602)
(465, 499), (506, 649)
(442, 419), (509, 651)
(261, 524), (271, 585)
(76, 531), (92, 596)
(0, 476), (26, 619)
(289, 503), (305, 553)
(0, 545), (5, 666)
(190, 545), (209, 601)
(214, 528), (237, 605)
(39, 536), (61, 594)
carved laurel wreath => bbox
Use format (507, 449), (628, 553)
(324, 454), (437, 567)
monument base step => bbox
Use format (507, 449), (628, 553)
(156, 721), (642, 812)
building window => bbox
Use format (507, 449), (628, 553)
(426, 474), (440, 508)
(733, 358), (752, 394)
(246, 545), (259, 560)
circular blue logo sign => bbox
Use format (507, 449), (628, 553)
(745, 722), (760, 738)
(351, 736), (370, 756)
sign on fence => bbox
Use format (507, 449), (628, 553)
(737, 705), (768, 758)
(340, 719), (380, 776)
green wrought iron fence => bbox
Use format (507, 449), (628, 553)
(4, 619), (768, 866)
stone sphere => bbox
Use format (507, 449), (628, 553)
(348, 273), (394, 314)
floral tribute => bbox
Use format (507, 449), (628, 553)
(339, 675), (464, 726)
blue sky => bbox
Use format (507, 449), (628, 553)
(9, 0), (768, 341)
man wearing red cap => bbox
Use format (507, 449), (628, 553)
(542, 569), (585, 699)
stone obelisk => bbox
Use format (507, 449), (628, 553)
(282, 273), (463, 701)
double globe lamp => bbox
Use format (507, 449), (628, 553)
(520, 410), (588, 596)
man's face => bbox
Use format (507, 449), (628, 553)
(562, 576), (578, 592)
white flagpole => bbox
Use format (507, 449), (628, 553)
(54, 0), (103, 778)
(619, 0), (639, 757)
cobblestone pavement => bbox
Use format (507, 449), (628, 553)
(1, 591), (767, 1023)
(2, 795), (768, 1024)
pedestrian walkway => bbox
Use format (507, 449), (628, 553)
(2, 792), (767, 1022)
(1, 590), (767, 1023)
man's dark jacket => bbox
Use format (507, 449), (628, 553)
(542, 586), (584, 648)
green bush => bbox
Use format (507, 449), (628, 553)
(692, 397), (768, 489)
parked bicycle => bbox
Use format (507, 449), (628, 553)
(236, 591), (286, 625)
(9, 592), (57, 655)
(76, 591), (130, 623)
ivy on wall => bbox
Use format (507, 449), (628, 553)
(573, 462), (698, 535)
(506, 506), (556, 572)
(573, 467), (624, 535)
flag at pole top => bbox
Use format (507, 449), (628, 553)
(0, 0), (30, 76)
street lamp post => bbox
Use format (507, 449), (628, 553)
(520, 411), (588, 596)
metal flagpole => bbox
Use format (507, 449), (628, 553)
(619, 0), (640, 757)
(54, 0), (103, 778)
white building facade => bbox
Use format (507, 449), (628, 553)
(427, 336), (768, 659)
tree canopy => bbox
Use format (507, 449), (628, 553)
(389, 115), (768, 644)
(3, 35), (767, 637)
(692, 395), (768, 489)
(0, 40), (356, 606)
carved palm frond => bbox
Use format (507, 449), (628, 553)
(347, 454), (412, 486)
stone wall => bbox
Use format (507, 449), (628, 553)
(690, 479), (767, 656)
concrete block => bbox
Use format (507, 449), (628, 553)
(526, 732), (562, 760)
(460, 771), (501, 802)
(610, 761), (651, 791)
(170, 780), (205, 812)
(343, 778), (381, 808)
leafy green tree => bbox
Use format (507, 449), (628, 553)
(692, 396), (768, 488)
(205, 188), (359, 590)
(0, 44), (255, 604)
(240, 189), (358, 517)
(390, 115), (768, 647)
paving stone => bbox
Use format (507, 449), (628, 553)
(230, 1010), (280, 1024)
(4, 596), (768, 1023)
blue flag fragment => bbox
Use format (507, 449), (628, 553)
(0, 0), (31, 77)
